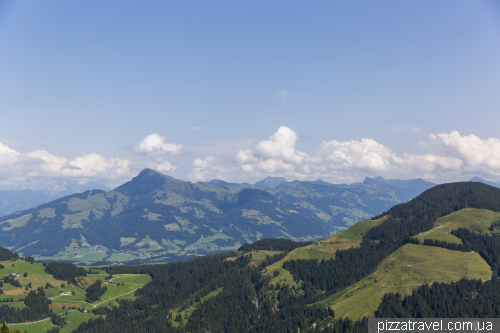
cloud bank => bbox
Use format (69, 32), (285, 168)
(0, 145), (131, 187)
(3, 128), (500, 189)
(0, 133), (182, 189)
(189, 127), (500, 183)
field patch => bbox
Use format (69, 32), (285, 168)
(1, 214), (32, 231)
(120, 237), (136, 246)
(38, 208), (56, 219)
(164, 223), (181, 231)
(417, 208), (500, 244)
(111, 274), (152, 285)
(174, 216), (191, 226)
(143, 212), (162, 221)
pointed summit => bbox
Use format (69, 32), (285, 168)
(304, 179), (337, 186)
(468, 177), (500, 188)
(114, 168), (179, 196)
(363, 176), (387, 186)
(254, 177), (287, 189)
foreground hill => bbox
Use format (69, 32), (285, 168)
(0, 180), (110, 217)
(0, 169), (328, 263)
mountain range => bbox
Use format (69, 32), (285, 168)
(1, 169), (498, 265)
(0, 170), (433, 264)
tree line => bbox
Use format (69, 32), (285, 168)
(44, 262), (87, 285)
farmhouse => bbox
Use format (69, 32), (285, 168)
(104, 281), (123, 286)
(10, 273), (21, 278)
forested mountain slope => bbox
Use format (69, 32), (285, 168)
(0, 169), (438, 265)
(0, 169), (328, 263)
(267, 176), (435, 227)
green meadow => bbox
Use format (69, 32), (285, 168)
(317, 243), (492, 320)
(0, 260), (151, 332)
(417, 208), (500, 244)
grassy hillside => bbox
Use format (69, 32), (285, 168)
(269, 177), (434, 227)
(262, 216), (387, 287)
(316, 243), (491, 320)
(1, 260), (151, 333)
(258, 208), (498, 321)
(417, 208), (500, 244)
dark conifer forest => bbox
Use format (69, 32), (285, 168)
(44, 262), (87, 284)
(0, 247), (19, 262)
(84, 280), (107, 303)
(375, 276), (500, 318)
(0, 288), (51, 324)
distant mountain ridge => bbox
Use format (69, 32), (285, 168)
(467, 177), (500, 188)
(267, 176), (437, 226)
(3, 169), (499, 265)
(0, 169), (328, 263)
(0, 180), (109, 217)
(254, 177), (288, 189)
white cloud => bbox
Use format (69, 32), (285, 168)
(0, 143), (132, 187)
(134, 133), (183, 160)
(420, 131), (500, 176)
(151, 161), (177, 172)
(0, 134), (182, 190)
(192, 126), (202, 130)
(189, 156), (231, 182)
(190, 127), (500, 183)
(278, 89), (289, 102)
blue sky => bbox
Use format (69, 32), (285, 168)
(1, 0), (500, 187)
